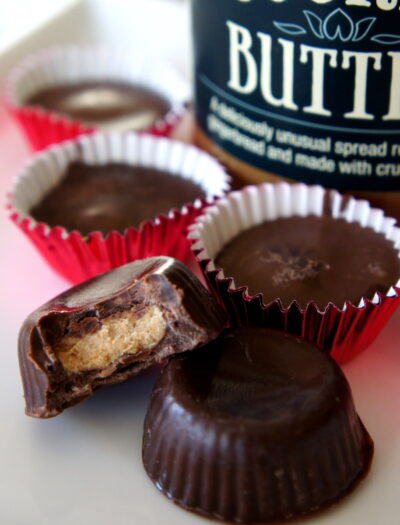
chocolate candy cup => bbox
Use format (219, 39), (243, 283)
(25, 81), (171, 132)
(214, 215), (400, 311)
(143, 327), (373, 523)
(189, 182), (400, 362)
(19, 257), (227, 418)
(30, 162), (207, 236)
(6, 46), (189, 150)
(8, 132), (230, 284)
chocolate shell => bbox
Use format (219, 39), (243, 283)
(143, 327), (373, 523)
(214, 215), (400, 310)
(30, 162), (206, 235)
(19, 257), (227, 418)
(26, 81), (171, 131)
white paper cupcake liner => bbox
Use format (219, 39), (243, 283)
(188, 183), (400, 362)
(7, 131), (230, 284)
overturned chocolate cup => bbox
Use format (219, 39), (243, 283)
(5, 46), (190, 150)
(19, 256), (228, 418)
(143, 327), (373, 523)
(188, 183), (400, 362)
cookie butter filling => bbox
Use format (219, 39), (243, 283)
(56, 306), (167, 373)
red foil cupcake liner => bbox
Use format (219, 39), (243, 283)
(5, 46), (190, 151)
(7, 132), (230, 284)
(9, 106), (94, 152)
(188, 183), (400, 363)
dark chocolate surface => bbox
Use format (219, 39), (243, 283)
(18, 257), (227, 418)
(26, 81), (171, 130)
(174, 329), (340, 428)
(143, 327), (373, 523)
(31, 162), (206, 235)
(215, 216), (400, 309)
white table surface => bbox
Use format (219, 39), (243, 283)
(0, 1), (399, 524)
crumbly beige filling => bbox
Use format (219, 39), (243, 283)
(57, 306), (167, 373)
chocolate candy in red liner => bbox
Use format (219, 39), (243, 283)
(143, 327), (373, 524)
(26, 81), (171, 131)
(18, 257), (227, 418)
(189, 183), (400, 362)
(8, 132), (230, 285)
(30, 162), (206, 235)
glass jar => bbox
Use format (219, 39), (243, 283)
(192, 0), (400, 220)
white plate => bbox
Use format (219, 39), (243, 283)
(0, 105), (398, 523)
(0, 0), (81, 55)
(0, 1), (398, 523)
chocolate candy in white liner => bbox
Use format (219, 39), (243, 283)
(30, 162), (207, 236)
(143, 327), (374, 524)
(26, 81), (171, 131)
(18, 257), (228, 418)
(215, 216), (400, 310)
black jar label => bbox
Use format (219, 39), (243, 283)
(192, 0), (400, 190)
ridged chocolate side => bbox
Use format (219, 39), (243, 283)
(142, 329), (373, 523)
(18, 257), (227, 418)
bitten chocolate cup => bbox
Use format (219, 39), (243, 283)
(188, 183), (400, 362)
(143, 327), (373, 523)
(19, 256), (228, 418)
(7, 131), (230, 284)
(5, 46), (190, 150)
